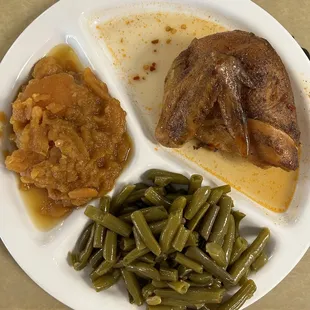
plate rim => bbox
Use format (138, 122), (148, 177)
(1, 1), (310, 310)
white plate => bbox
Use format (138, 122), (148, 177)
(1, 0), (310, 309)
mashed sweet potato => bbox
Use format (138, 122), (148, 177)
(5, 56), (131, 207)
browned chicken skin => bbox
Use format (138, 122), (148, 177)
(156, 30), (300, 171)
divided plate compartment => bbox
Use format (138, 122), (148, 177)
(0, 1), (310, 310)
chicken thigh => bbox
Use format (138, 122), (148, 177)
(155, 30), (300, 170)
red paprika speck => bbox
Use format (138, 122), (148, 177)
(133, 75), (140, 81)
(150, 62), (157, 72)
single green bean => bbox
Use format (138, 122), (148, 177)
(120, 206), (168, 223)
(128, 290), (134, 304)
(169, 196), (187, 213)
(103, 230), (117, 262)
(145, 169), (189, 185)
(153, 187), (167, 196)
(185, 231), (199, 247)
(89, 248), (104, 268)
(187, 202), (210, 231)
(147, 296), (162, 306)
(184, 186), (211, 220)
(152, 280), (169, 288)
(229, 237), (248, 265)
(84, 207), (132, 237)
(142, 283), (156, 299)
(160, 267), (178, 282)
(178, 265), (192, 279)
(207, 188), (224, 205)
(121, 268), (144, 306)
(150, 220), (168, 235)
(205, 243), (226, 267)
(186, 281), (212, 288)
(159, 209), (183, 253)
(154, 287), (226, 304)
(91, 260), (115, 280)
(120, 238), (136, 252)
(188, 174), (203, 194)
(155, 176), (173, 187)
(110, 184), (136, 214)
(94, 197), (111, 247)
(185, 247), (235, 287)
(232, 211), (246, 239)
(222, 215), (235, 268)
(168, 281), (190, 294)
(211, 278), (223, 289)
(126, 262), (161, 281)
(217, 279), (257, 310)
(200, 205), (220, 242)
(239, 268), (250, 286)
(209, 196), (233, 244)
(213, 185), (231, 194)
(133, 226), (146, 250)
(127, 188), (147, 203)
(93, 223), (106, 248)
(229, 228), (270, 283)
(99, 196), (111, 212)
(139, 253), (156, 264)
(76, 223), (93, 252)
(189, 272), (213, 286)
(174, 252), (203, 274)
(172, 225), (191, 252)
(145, 187), (171, 208)
(251, 251), (268, 272)
(73, 224), (95, 271)
(166, 194), (192, 203)
(92, 269), (121, 292)
(131, 210), (161, 256)
(67, 252), (78, 266)
(123, 247), (151, 266)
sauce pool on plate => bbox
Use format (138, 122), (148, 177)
(96, 12), (298, 213)
(19, 182), (71, 231)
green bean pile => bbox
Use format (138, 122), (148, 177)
(68, 169), (270, 310)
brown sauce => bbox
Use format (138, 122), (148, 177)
(97, 12), (298, 213)
(19, 182), (72, 231)
(47, 44), (84, 73)
(0, 111), (6, 138)
(0, 111), (6, 122)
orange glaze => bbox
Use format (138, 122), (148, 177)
(6, 45), (131, 230)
